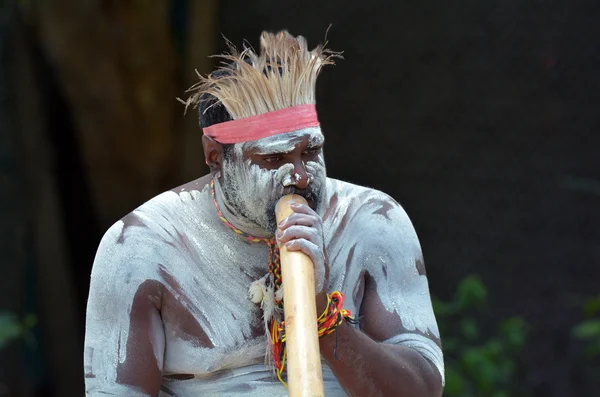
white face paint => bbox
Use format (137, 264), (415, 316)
(217, 127), (327, 234)
(244, 127), (325, 155)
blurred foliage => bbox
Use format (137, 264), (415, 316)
(572, 296), (600, 359)
(433, 275), (531, 397)
(0, 311), (37, 350)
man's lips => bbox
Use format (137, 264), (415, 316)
(281, 189), (317, 202)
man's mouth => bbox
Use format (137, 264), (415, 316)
(280, 188), (318, 208)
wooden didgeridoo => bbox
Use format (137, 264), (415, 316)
(275, 195), (325, 397)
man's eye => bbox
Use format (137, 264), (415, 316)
(264, 156), (282, 164)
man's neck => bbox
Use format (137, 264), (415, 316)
(213, 178), (273, 239)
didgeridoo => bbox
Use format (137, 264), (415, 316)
(275, 195), (325, 397)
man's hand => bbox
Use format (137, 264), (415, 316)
(275, 203), (328, 294)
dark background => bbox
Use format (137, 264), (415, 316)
(1, 0), (598, 396)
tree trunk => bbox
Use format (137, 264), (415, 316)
(8, 2), (219, 395)
(12, 6), (82, 397)
(26, 0), (180, 228)
(178, 0), (218, 182)
(0, 5), (30, 396)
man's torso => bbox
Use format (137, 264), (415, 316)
(85, 175), (426, 396)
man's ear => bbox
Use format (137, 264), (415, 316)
(202, 135), (225, 175)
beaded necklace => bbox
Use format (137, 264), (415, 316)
(210, 179), (287, 380)
(210, 179), (354, 385)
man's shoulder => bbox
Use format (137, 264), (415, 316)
(324, 178), (417, 239)
(323, 179), (423, 265)
(93, 175), (215, 278)
(125, 174), (211, 222)
(325, 177), (405, 215)
(98, 175), (213, 249)
(137, 174), (212, 214)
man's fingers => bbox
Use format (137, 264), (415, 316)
(278, 212), (316, 229)
(284, 239), (321, 260)
(284, 239), (326, 294)
(276, 225), (319, 245)
(289, 203), (317, 216)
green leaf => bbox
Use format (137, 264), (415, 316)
(583, 296), (600, 318)
(0, 312), (18, 326)
(21, 314), (37, 329)
(461, 346), (505, 392)
(0, 315), (22, 349)
(496, 358), (516, 379)
(456, 275), (487, 309)
(460, 318), (479, 340)
(573, 320), (600, 339)
(474, 358), (498, 392)
(442, 337), (460, 352)
(0, 314), (21, 339)
(499, 317), (528, 349)
(461, 347), (488, 372)
(583, 339), (600, 359)
(0, 312), (38, 350)
(443, 366), (466, 396)
(483, 339), (503, 357)
(432, 298), (458, 317)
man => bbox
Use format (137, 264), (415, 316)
(84, 30), (444, 396)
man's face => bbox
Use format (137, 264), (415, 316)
(219, 127), (327, 233)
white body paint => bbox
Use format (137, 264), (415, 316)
(84, 175), (443, 396)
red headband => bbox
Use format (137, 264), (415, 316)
(203, 104), (319, 144)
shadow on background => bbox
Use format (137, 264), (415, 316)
(1, 1), (599, 396)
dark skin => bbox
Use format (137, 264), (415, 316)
(203, 134), (443, 397)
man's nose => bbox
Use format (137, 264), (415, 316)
(291, 160), (310, 190)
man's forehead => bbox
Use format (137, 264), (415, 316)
(242, 127), (324, 155)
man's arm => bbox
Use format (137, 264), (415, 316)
(280, 194), (444, 397)
(316, 273), (443, 397)
(84, 221), (165, 396)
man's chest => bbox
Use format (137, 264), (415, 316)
(156, 238), (272, 375)
(155, 221), (362, 376)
